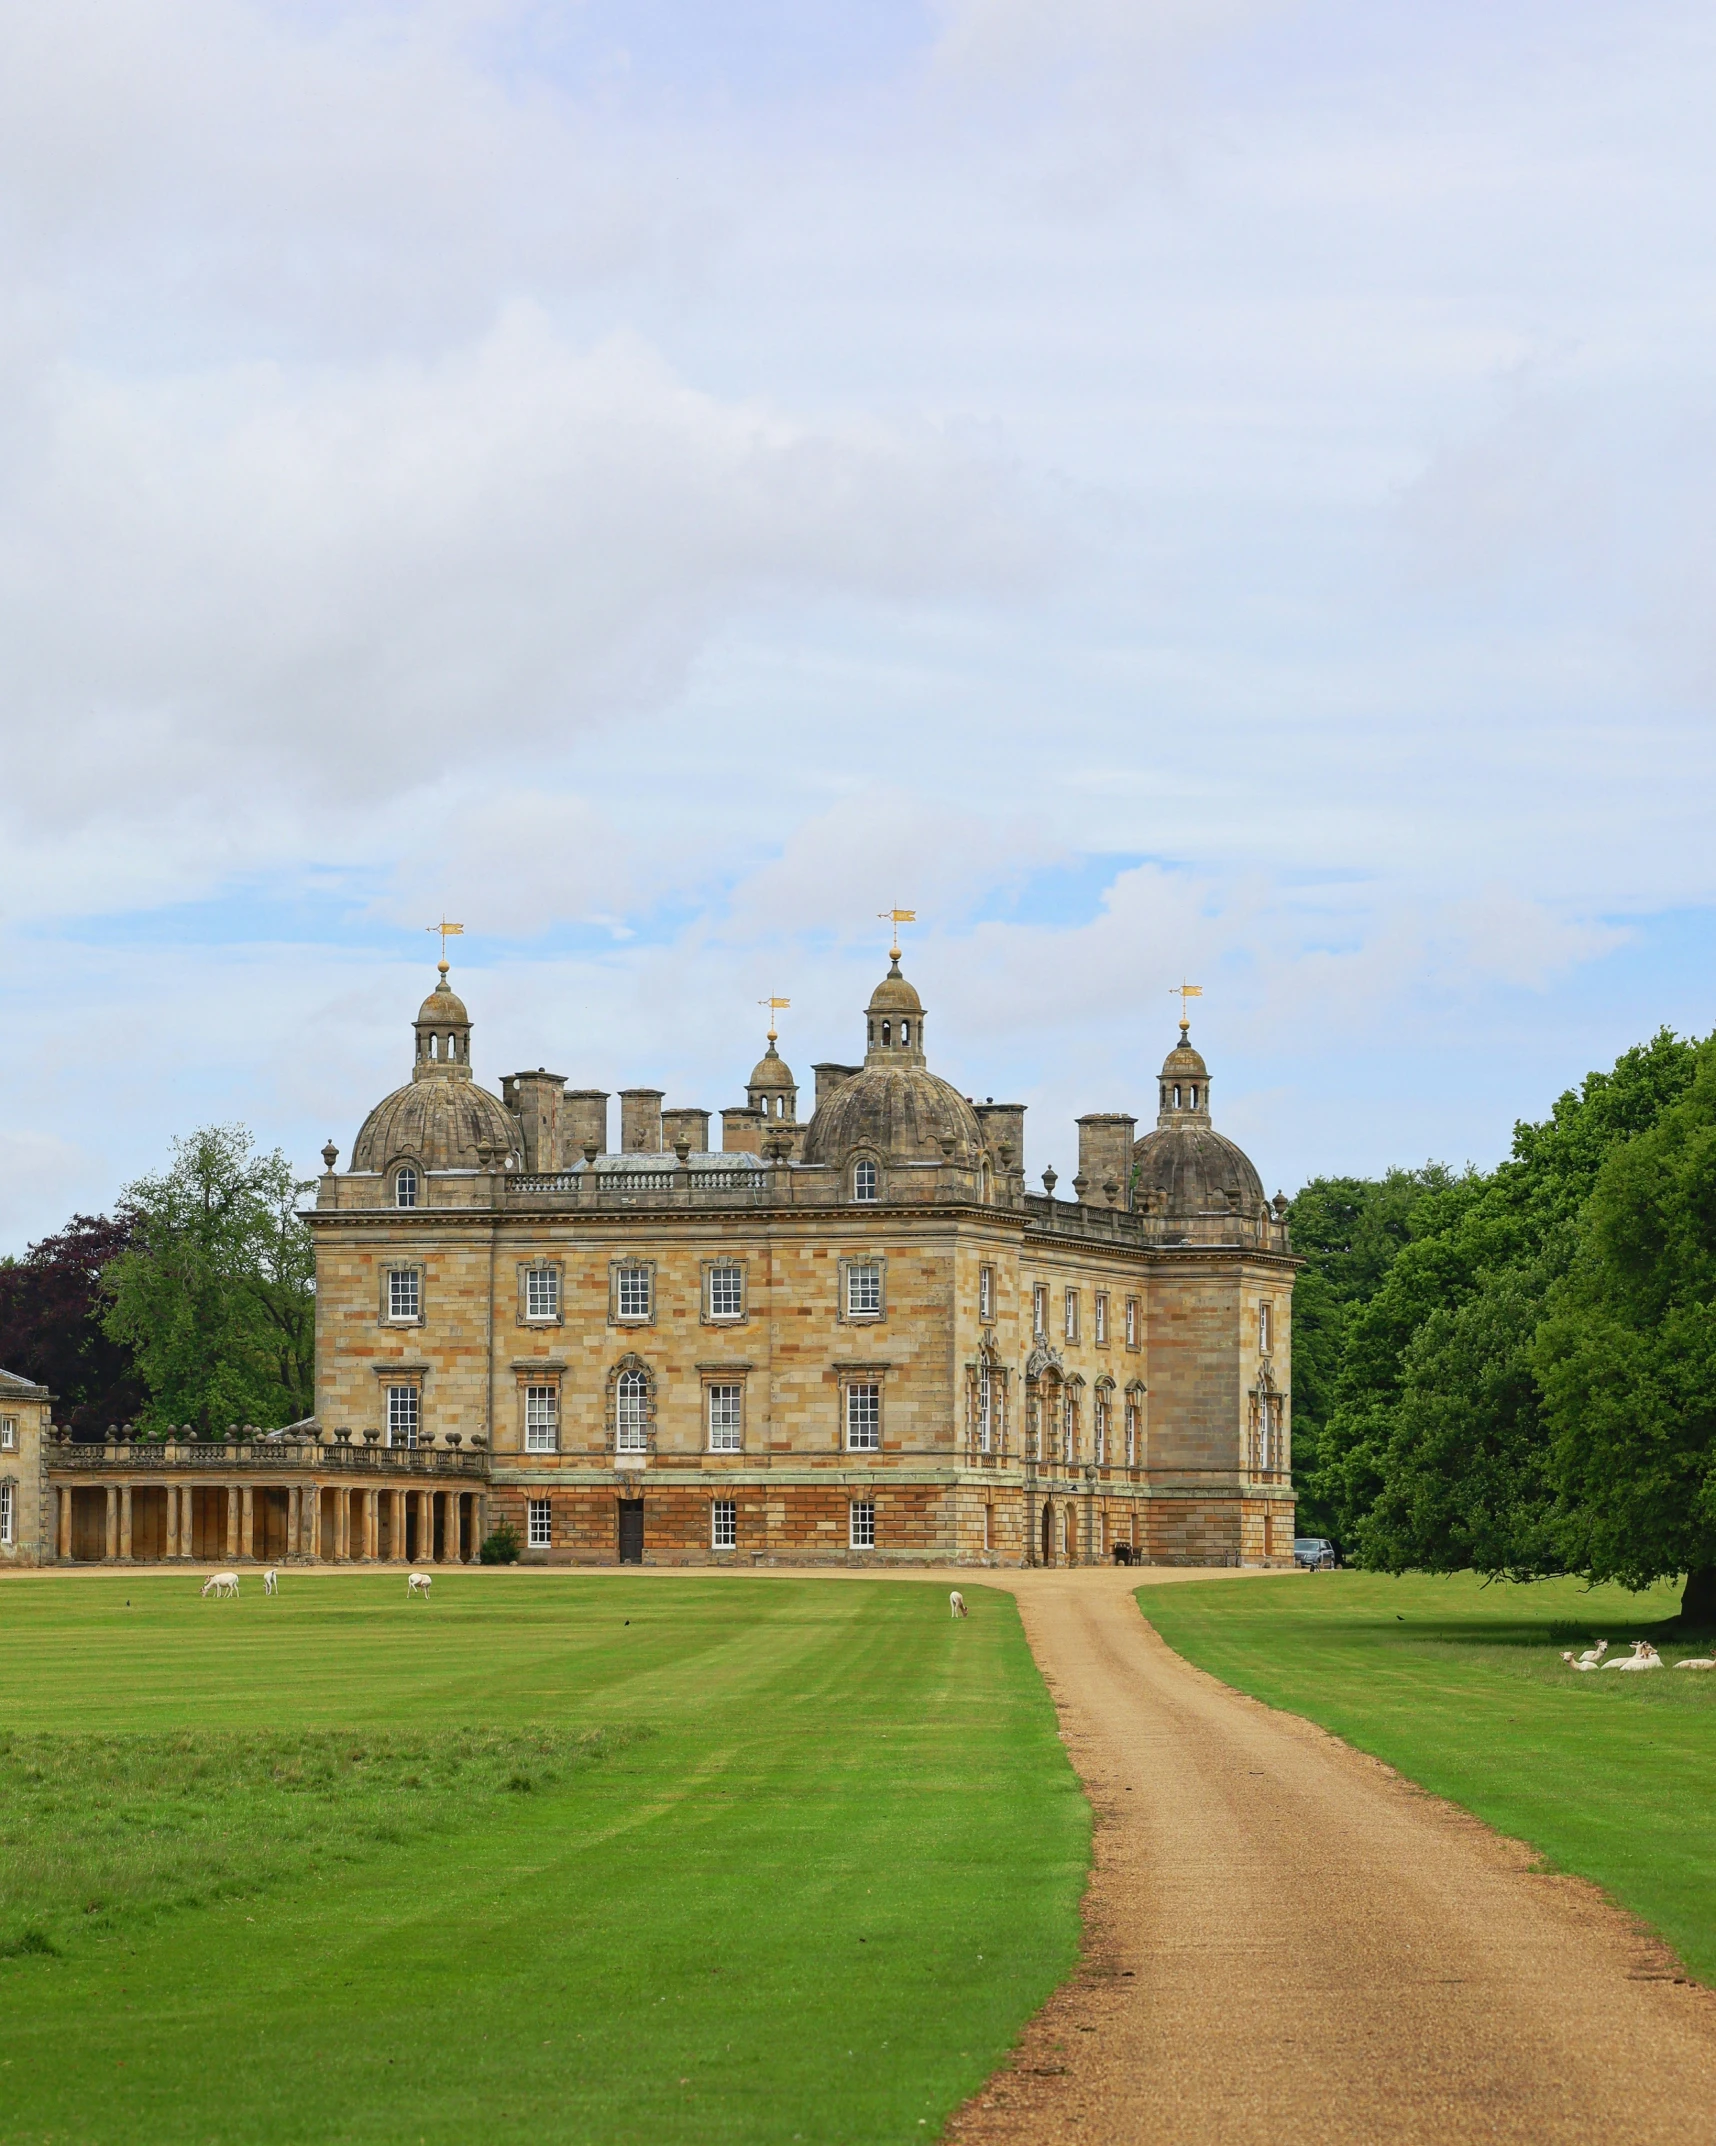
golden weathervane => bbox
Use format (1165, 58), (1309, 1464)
(758, 996), (791, 1043)
(427, 919), (465, 976)
(1170, 980), (1203, 1034)
(878, 907), (916, 962)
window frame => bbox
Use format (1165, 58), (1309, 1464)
(706, 1381), (744, 1453)
(520, 1262), (562, 1325)
(703, 1259), (746, 1325)
(393, 1163), (418, 1209)
(845, 1380), (882, 1452)
(1125, 1296), (1140, 1350)
(711, 1497), (737, 1551)
(849, 1497), (876, 1550)
(1064, 1288), (1080, 1344)
(0, 1479), (12, 1546)
(839, 1256), (886, 1324)
(1033, 1283), (1049, 1336)
(852, 1156), (879, 1203)
(1259, 1300), (1273, 1354)
(978, 1265), (995, 1323)
(385, 1384), (420, 1449)
(615, 1368), (651, 1453)
(381, 1264), (424, 1326)
(0, 1417), (15, 1453)
(977, 1362), (993, 1455)
(609, 1259), (656, 1327)
(523, 1383), (559, 1454)
(527, 1497), (553, 1549)
(1094, 1292), (1108, 1346)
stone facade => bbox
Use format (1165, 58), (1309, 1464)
(302, 957), (1297, 1570)
(0, 1368), (50, 1569)
(9, 957), (1296, 1570)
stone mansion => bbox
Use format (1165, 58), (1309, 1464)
(3, 951), (1297, 1570)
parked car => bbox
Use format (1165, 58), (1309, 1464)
(1293, 1537), (1336, 1569)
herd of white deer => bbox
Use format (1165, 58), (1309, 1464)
(1560, 1637), (1715, 1672)
(200, 1570), (433, 1600)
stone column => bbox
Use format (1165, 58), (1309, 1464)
(339, 1491), (352, 1562)
(474, 1491), (487, 1553)
(391, 1488), (406, 1560)
(105, 1485), (118, 1561)
(241, 1485), (255, 1560)
(165, 1484), (178, 1560)
(437, 1491), (454, 1564)
(57, 1484), (71, 1560)
(120, 1484), (133, 1560)
(365, 1489), (378, 1561)
(288, 1485), (300, 1559)
(223, 1485), (238, 1560)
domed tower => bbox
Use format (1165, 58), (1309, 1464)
(1131, 1018), (1269, 1245)
(747, 1009), (798, 1126)
(801, 954), (985, 1200)
(349, 961), (522, 1198)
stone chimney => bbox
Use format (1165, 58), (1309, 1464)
(561, 1090), (609, 1162)
(813, 1063), (862, 1110)
(661, 1107), (711, 1155)
(501, 1070), (566, 1172)
(619, 1088), (665, 1153)
(1076, 1114), (1137, 1208)
(721, 1106), (763, 1155)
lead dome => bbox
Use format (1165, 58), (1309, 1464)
(800, 957), (983, 1171)
(1130, 1023), (1266, 1235)
(350, 963), (521, 1175)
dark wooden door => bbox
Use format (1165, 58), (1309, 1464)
(618, 1499), (644, 1564)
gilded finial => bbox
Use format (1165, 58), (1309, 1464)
(426, 919), (464, 978)
(758, 995), (791, 1045)
(1170, 980), (1202, 1036)
(878, 906), (916, 965)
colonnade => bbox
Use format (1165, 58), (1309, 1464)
(50, 1479), (487, 1565)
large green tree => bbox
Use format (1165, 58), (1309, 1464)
(1535, 1041), (1716, 1621)
(1314, 1029), (1701, 1578)
(103, 1126), (315, 1435)
(1286, 1166), (1462, 1534)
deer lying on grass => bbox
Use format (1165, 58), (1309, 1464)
(949, 1590), (968, 1619)
(408, 1572), (433, 1599)
(1560, 1640), (1609, 1670)
(201, 1571), (239, 1599)
(263, 1568), (279, 1596)
(1674, 1654), (1716, 1670)
(1601, 1640), (1663, 1671)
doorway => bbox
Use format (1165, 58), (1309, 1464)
(618, 1499), (644, 1564)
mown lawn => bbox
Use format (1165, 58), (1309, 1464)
(0, 1573), (1086, 2146)
(1142, 1570), (1716, 1984)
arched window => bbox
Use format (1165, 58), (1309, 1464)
(881, 1019), (891, 1046)
(900, 1019), (910, 1046)
(616, 1369), (650, 1453)
(1173, 1084), (1181, 1108)
(1190, 1084), (1198, 1108)
(853, 1158), (878, 1202)
(394, 1165), (418, 1209)
(1063, 1390), (1077, 1462)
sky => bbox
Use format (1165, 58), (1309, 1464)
(3, 0), (1714, 1249)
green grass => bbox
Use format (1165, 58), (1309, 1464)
(1141, 1570), (1716, 1984)
(0, 1573), (1087, 2145)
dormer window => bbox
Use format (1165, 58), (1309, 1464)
(394, 1165), (418, 1209)
(853, 1158), (878, 1202)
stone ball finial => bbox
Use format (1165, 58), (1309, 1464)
(1272, 1190), (1289, 1216)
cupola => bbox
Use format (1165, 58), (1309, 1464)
(1156, 1019), (1211, 1127)
(413, 961), (473, 1081)
(748, 1001), (799, 1123)
(864, 956), (926, 1066)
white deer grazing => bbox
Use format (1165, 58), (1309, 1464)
(263, 1568), (279, 1596)
(407, 1571), (433, 1600)
(1601, 1640), (1663, 1671)
(1560, 1639), (1609, 1671)
(201, 1571), (239, 1599)
(1674, 1654), (1716, 1670)
(949, 1590), (968, 1620)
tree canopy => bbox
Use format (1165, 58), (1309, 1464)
(102, 1125), (315, 1436)
(0, 1214), (147, 1436)
(1300, 1028), (1716, 1616)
